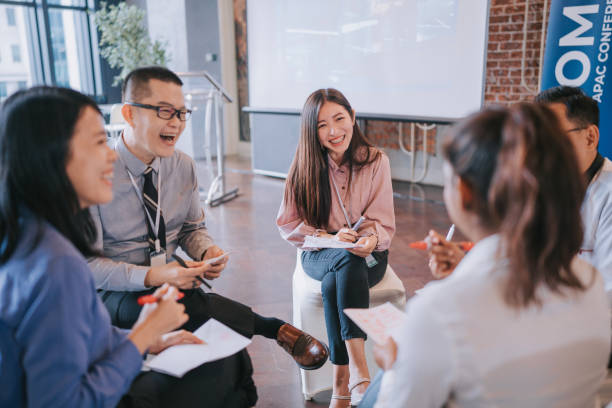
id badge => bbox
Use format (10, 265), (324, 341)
(365, 254), (378, 268)
(150, 249), (167, 267)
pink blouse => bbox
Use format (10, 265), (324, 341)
(277, 149), (395, 251)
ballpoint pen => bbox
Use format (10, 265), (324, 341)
(445, 224), (455, 241)
(173, 253), (212, 290)
(352, 216), (366, 231)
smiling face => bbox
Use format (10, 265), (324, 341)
(65, 106), (118, 208)
(122, 78), (186, 164)
(317, 101), (355, 164)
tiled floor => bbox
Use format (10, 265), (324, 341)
(195, 155), (455, 407)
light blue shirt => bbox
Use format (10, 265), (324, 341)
(89, 137), (214, 291)
(0, 212), (142, 407)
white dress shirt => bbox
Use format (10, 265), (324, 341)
(581, 157), (612, 307)
(375, 234), (610, 408)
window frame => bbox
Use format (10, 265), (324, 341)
(0, 0), (101, 97)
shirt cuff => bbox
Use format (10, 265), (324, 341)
(115, 337), (145, 382)
(129, 265), (150, 288)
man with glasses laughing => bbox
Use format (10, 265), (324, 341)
(88, 67), (329, 392)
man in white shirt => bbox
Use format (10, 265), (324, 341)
(535, 86), (612, 306)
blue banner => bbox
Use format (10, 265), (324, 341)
(542, 0), (612, 158)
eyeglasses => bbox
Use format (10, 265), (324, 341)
(567, 127), (587, 133)
(126, 102), (192, 121)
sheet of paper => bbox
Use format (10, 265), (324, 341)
(344, 302), (406, 345)
(144, 319), (251, 377)
(204, 251), (231, 265)
(303, 235), (364, 249)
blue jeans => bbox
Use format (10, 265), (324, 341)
(302, 249), (388, 365)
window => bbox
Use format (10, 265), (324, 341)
(0, 1), (101, 98)
(11, 44), (21, 63)
(0, 82), (7, 98)
(6, 7), (15, 26)
(17, 81), (26, 89)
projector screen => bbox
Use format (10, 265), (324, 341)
(247, 0), (489, 121)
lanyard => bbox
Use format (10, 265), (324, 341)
(330, 170), (354, 229)
(115, 139), (163, 252)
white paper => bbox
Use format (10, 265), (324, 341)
(344, 302), (406, 345)
(204, 251), (231, 265)
(144, 319), (251, 377)
(303, 235), (364, 249)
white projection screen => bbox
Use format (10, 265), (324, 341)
(247, 0), (489, 121)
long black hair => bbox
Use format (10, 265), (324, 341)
(0, 86), (101, 263)
(285, 88), (380, 228)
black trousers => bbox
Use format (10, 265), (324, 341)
(99, 288), (256, 337)
(100, 289), (258, 407)
(117, 349), (257, 408)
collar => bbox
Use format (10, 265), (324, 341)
(585, 153), (605, 185)
(451, 233), (505, 279)
(327, 154), (348, 173)
(116, 134), (161, 176)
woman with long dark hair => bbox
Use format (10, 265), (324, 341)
(371, 104), (610, 407)
(277, 88), (395, 407)
(0, 87), (253, 407)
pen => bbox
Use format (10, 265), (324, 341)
(172, 254), (212, 290)
(137, 292), (184, 306)
(409, 240), (474, 252)
(351, 216), (366, 231)
(445, 224), (455, 241)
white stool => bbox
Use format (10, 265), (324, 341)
(292, 251), (407, 400)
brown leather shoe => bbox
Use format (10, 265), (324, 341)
(276, 323), (329, 370)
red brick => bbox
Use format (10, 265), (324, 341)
(500, 42), (522, 50)
(490, 15), (510, 24)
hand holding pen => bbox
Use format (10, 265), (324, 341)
(130, 284), (202, 355)
(129, 284), (189, 354)
(425, 229), (467, 279)
(173, 254), (212, 290)
(335, 216), (366, 243)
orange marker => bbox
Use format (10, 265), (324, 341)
(409, 241), (474, 252)
(137, 292), (185, 306)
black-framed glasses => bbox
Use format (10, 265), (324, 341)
(126, 102), (192, 121)
(567, 126), (587, 133)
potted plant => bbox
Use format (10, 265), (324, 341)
(94, 2), (169, 86)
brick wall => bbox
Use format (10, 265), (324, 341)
(485, 0), (550, 104)
(233, 0), (551, 150)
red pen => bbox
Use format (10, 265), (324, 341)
(137, 292), (185, 306)
(409, 241), (475, 252)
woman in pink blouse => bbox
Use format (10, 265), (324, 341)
(277, 88), (395, 407)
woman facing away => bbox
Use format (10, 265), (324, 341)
(0, 86), (255, 408)
(277, 88), (395, 407)
(369, 104), (610, 407)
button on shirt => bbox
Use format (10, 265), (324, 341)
(277, 149), (395, 251)
(89, 137), (214, 291)
(375, 234), (610, 408)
